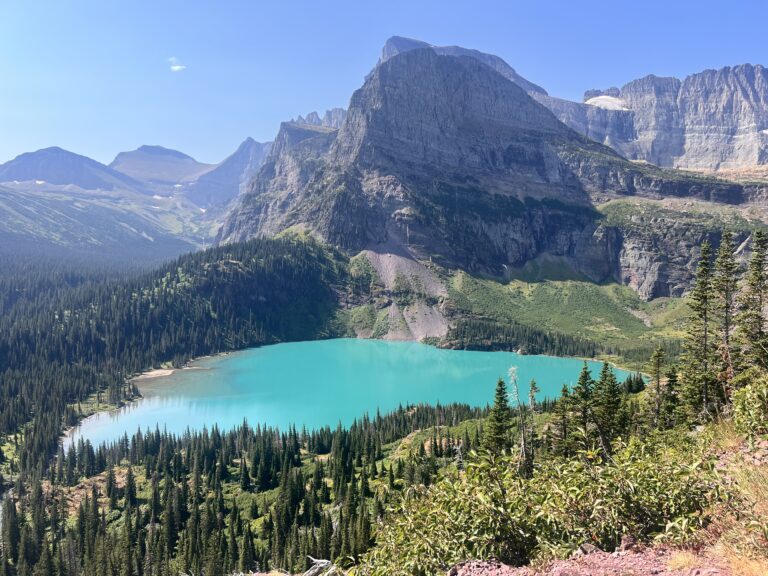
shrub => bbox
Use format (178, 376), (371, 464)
(359, 433), (719, 575)
(733, 376), (768, 438)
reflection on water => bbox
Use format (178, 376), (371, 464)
(65, 339), (631, 450)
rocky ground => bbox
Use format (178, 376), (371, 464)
(448, 547), (729, 576)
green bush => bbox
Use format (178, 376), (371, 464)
(733, 375), (768, 438)
(359, 434), (719, 576)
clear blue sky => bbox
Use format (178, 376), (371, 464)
(2, 0), (765, 165)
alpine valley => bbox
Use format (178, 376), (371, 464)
(3, 31), (768, 576)
(3, 37), (768, 351)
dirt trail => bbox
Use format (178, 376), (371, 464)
(449, 548), (730, 576)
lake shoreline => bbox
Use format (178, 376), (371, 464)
(132, 363), (214, 383)
(61, 338), (639, 450)
(61, 354), (228, 446)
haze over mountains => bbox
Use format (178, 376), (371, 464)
(109, 145), (215, 186)
(0, 146), (148, 193)
(0, 137), (272, 261)
(186, 138), (272, 208)
(2, 35), (767, 300)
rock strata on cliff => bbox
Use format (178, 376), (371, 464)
(540, 65), (768, 171)
(219, 41), (760, 299)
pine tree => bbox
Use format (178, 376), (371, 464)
(227, 516), (239, 571)
(648, 346), (665, 428)
(553, 384), (572, 457)
(593, 362), (622, 443)
(239, 457), (251, 491)
(528, 379), (540, 413)
(735, 230), (768, 377)
(573, 363), (595, 448)
(682, 241), (716, 421)
(661, 366), (680, 429)
(121, 510), (136, 576)
(107, 466), (118, 510)
(1, 496), (20, 564)
(33, 540), (53, 576)
(125, 466), (137, 508)
(239, 523), (255, 573)
(713, 230), (739, 399)
(482, 378), (512, 455)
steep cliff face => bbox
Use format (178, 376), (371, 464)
(531, 94), (638, 154)
(543, 65), (768, 171)
(186, 138), (272, 207)
(219, 48), (622, 279)
(380, 37), (768, 172)
(677, 65), (768, 169)
(218, 46), (754, 299)
(597, 198), (756, 299)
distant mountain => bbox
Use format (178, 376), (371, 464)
(0, 146), (147, 192)
(0, 138), (268, 261)
(536, 65), (768, 171)
(219, 45), (749, 299)
(110, 145), (214, 185)
(293, 108), (348, 129)
(0, 181), (208, 263)
(185, 138), (272, 207)
(0, 146), (221, 262)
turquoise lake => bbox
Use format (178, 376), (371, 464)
(64, 339), (631, 449)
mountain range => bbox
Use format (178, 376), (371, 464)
(538, 64), (768, 171)
(0, 146), (148, 193)
(383, 37), (768, 173)
(219, 39), (766, 308)
(109, 145), (215, 186)
(0, 138), (272, 262)
(2, 36), (767, 304)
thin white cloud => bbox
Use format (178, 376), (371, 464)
(168, 56), (187, 72)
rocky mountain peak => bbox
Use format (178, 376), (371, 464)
(378, 36), (548, 95)
(110, 145), (213, 186)
(184, 137), (272, 208)
(219, 43), (752, 301)
(133, 145), (196, 161)
(333, 47), (572, 181)
(583, 87), (621, 101)
(293, 108), (348, 129)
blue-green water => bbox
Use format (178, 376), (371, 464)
(65, 339), (631, 449)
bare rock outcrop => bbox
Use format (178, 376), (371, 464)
(218, 42), (757, 300)
(540, 65), (768, 172)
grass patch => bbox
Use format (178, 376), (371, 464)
(599, 197), (766, 234)
(446, 271), (686, 364)
(371, 308), (391, 339)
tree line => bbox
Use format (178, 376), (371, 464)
(479, 229), (768, 472)
(1, 403), (486, 576)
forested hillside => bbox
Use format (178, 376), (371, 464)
(0, 236), (346, 475)
(0, 235), (628, 479)
(2, 230), (767, 576)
